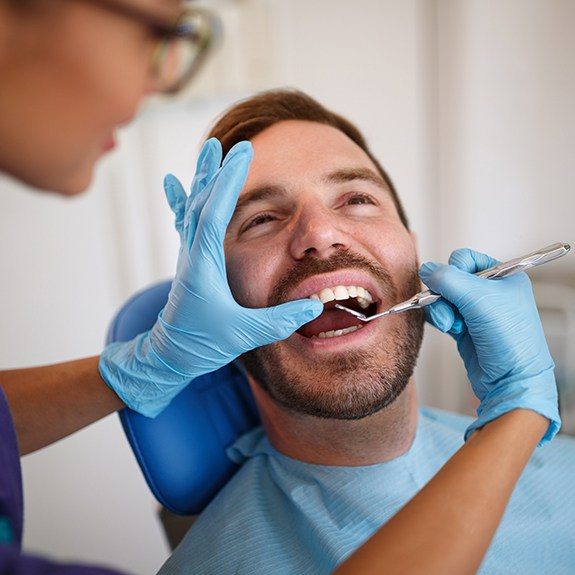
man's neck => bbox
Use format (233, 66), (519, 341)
(249, 380), (419, 466)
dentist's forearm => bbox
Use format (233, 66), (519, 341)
(0, 357), (124, 455)
(333, 409), (547, 575)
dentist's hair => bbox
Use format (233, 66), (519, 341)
(206, 89), (409, 229)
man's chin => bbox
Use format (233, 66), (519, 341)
(242, 342), (412, 420)
(242, 305), (424, 420)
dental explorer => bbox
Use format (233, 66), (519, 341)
(335, 242), (571, 322)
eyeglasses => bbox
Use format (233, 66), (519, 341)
(86, 0), (222, 94)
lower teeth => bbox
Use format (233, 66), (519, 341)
(315, 325), (362, 339)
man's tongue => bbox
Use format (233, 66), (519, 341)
(297, 302), (364, 338)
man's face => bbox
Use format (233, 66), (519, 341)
(225, 120), (424, 419)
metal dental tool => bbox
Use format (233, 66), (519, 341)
(335, 242), (571, 322)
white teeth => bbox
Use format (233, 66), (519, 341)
(309, 285), (375, 305)
(305, 285), (374, 339)
(316, 325), (362, 339)
(333, 285), (349, 300)
(318, 287), (336, 303)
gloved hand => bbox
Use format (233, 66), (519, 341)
(99, 139), (322, 416)
(419, 248), (560, 446)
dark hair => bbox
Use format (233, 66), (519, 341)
(206, 89), (409, 228)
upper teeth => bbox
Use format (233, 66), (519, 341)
(309, 285), (374, 309)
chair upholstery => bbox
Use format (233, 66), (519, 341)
(106, 280), (260, 515)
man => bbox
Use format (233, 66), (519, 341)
(159, 90), (575, 574)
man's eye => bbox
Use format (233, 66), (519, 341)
(346, 193), (377, 206)
(241, 213), (276, 233)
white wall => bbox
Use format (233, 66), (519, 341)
(436, 0), (575, 412)
(1, 0), (573, 572)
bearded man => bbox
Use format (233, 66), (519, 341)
(158, 90), (575, 575)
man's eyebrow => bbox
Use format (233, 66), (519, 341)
(233, 168), (388, 216)
(323, 167), (389, 191)
(234, 185), (288, 215)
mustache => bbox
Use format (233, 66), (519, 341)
(268, 251), (399, 306)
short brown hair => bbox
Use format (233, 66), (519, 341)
(206, 89), (409, 228)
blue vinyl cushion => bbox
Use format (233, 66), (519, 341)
(106, 280), (260, 515)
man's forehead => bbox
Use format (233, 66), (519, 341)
(249, 120), (365, 155)
(243, 120), (385, 191)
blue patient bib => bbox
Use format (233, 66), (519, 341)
(159, 408), (575, 575)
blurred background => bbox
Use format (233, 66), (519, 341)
(1, 0), (574, 572)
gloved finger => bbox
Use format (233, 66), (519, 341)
(190, 142), (253, 276)
(424, 299), (456, 333)
(424, 299), (466, 336)
(448, 248), (500, 274)
(419, 261), (487, 309)
(222, 140), (252, 166)
(447, 315), (466, 336)
(243, 299), (323, 345)
(196, 141), (253, 245)
(190, 138), (223, 196)
(184, 139), (224, 241)
(164, 174), (188, 238)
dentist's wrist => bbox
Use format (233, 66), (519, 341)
(99, 333), (194, 418)
(466, 370), (560, 447)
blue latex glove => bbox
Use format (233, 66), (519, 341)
(419, 248), (560, 446)
(100, 139), (322, 416)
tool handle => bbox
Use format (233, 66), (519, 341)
(409, 242), (571, 310)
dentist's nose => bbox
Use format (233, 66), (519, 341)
(288, 205), (349, 260)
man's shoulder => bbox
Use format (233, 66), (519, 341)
(528, 426), (575, 473)
(160, 438), (312, 574)
(189, 407), (474, 531)
(420, 405), (575, 460)
(162, 410), (575, 575)
(419, 406), (473, 433)
(177, 427), (282, 531)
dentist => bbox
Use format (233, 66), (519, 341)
(0, 1), (319, 572)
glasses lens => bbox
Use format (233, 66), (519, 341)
(155, 8), (222, 94)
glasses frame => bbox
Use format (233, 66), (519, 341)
(81, 0), (221, 94)
(155, 5), (222, 94)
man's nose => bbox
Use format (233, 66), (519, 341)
(288, 205), (349, 260)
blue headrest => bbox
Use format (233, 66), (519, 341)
(106, 280), (260, 515)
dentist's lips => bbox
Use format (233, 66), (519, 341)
(101, 134), (116, 153)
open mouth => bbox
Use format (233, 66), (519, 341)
(297, 285), (379, 339)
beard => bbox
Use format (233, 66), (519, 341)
(241, 251), (425, 420)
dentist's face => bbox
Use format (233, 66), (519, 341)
(224, 120), (424, 419)
(0, 0), (181, 194)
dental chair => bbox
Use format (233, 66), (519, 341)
(106, 280), (260, 547)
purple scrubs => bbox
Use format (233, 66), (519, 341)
(0, 389), (129, 574)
